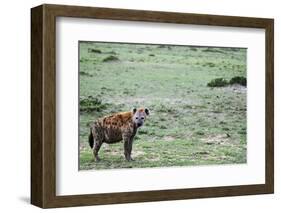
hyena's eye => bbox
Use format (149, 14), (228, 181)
(135, 117), (138, 119)
(141, 117), (144, 120)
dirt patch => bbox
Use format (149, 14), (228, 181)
(163, 136), (176, 142)
(103, 147), (145, 158)
(132, 150), (145, 157)
(216, 85), (246, 94)
(201, 134), (230, 145)
(79, 142), (88, 151)
(149, 155), (160, 162)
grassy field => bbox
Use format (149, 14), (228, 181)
(79, 41), (247, 170)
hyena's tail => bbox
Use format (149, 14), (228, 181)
(88, 127), (94, 149)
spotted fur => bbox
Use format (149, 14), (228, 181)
(89, 108), (149, 161)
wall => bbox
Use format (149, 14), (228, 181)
(0, 0), (279, 212)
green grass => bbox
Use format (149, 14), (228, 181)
(79, 42), (247, 170)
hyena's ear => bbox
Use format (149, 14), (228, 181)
(145, 108), (149, 116)
(132, 108), (137, 114)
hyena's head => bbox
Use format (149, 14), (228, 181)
(132, 108), (149, 128)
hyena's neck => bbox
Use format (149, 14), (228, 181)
(130, 121), (138, 133)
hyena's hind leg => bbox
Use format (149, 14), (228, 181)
(93, 139), (103, 162)
(89, 126), (103, 162)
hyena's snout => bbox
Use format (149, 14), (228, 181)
(135, 117), (144, 127)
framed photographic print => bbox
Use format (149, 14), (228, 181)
(31, 4), (274, 208)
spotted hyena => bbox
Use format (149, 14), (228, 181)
(88, 108), (149, 161)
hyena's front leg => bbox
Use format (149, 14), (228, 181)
(127, 138), (134, 161)
(123, 136), (134, 161)
(93, 139), (103, 162)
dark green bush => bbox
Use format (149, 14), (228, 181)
(207, 76), (247, 87)
(189, 47), (198, 51)
(203, 62), (216, 67)
(229, 76), (247, 86)
(207, 78), (229, 87)
(88, 48), (102, 53)
(202, 48), (224, 54)
(80, 96), (110, 112)
(102, 55), (119, 62)
(80, 71), (93, 77)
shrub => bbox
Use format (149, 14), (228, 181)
(202, 48), (224, 54)
(102, 55), (119, 62)
(80, 96), (110, 112)
(190, 47), (198, 51)
(203, 62), (216, 67)
(195, 130), (205, 136)
(80, 71), (93, 77)
(229, 76), (247, 86)
(79, 57), (89, 63)
(88, 48), (102, 53)
(157, 44), (166, 48)
(207, 78), (228, 87)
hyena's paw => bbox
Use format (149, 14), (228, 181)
(95, 156), (101, 162)
(125, 155), (134, 162)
